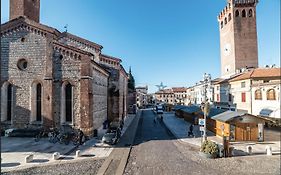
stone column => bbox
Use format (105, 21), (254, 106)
(79, 54), (93, 136)
(43, 38), (54, 128)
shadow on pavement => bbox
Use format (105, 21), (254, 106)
(1, 162), (21, 167)
(31, 159), (49, 163)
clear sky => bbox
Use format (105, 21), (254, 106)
(1, 0), (280, 93)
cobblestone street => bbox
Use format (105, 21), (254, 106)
(124, 110), (281, 175)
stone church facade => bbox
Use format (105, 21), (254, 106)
(1, 0), (128, 136)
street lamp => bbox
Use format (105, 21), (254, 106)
(202, 73), (211, 142)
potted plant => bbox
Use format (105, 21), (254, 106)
(199, 140), (219, 159)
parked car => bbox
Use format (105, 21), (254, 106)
(102, 129), (121, 145)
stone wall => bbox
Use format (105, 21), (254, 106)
(92, 67), (108, 129)
(1, 29), (47, 128)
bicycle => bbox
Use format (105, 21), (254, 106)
(48, 128), (60, 143)
(34, 128), (49, 142)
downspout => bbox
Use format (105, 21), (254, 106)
(250, 79), (252, 114)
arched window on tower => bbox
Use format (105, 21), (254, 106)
(65, 83), (73, 122)
(228, 13), (232, 21)
(36, 83), (42, 121)
(249, 9), (253, 17)
(221, 21), (223, 29)
(224, 17), (227, 25)
(242, 9), (246, 17)
(255, 89), (262, 100)
(235, 10), (239, 17)
(267, 89), (276, 100)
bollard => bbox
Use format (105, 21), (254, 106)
(246, 145), (252, 155)
(266, 146), (272, 156)
(53, 152), (60, 160)
(25, 154), (34, 163)
(75, 150), (81, 157)
(229, 146), (234, 157)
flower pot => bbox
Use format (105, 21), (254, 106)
(199, 151), (216, 159)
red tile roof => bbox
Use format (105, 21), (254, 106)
(230, 68), (281, 82)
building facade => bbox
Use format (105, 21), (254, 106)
(1, 0), (128, 136)
(136, 86), (148, 108)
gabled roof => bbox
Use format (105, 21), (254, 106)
(172, 87), (187, 92)
(229, 68), (281, 82)
(100, 54), (122, 63)
(1, 16), (60, 36)
(60, 32), (103, 50)
(199, 108), (227, 118)
(211, 110), (249, 122)
(180, 105), (201, 114)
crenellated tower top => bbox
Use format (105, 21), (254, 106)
(218, 0), (259, 78)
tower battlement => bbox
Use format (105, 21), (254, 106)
(231, 0), (258, 6)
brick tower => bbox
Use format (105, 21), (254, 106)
(218, 0), (259, 78)
(10, 0), (40, 22)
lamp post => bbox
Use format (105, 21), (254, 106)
(202, 73), (211, 142)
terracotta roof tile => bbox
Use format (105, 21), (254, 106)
(230, 68), (281, 82)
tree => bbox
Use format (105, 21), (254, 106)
(128, 67), (135, 90)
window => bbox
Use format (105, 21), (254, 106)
(242, 9), (246, 17)
(221, 21), (223, 29)
(217, 94), (220, 102)
(241, 92), (246, 102)
(65, 83), (73, 122)
(224, 17), (227, 25)
(235, 10), (239, 17)
(249, 9), (253, 17)
(36, 83), (42, 121)
(255, 89), (262, 100)
(241, 82), (246, 88)
(7, 84), (12, 121)
(228, 93), (232, 102)
(228, 13), (232, 21)
(267, 89), (276, 100)
(1, 82), (13, 122)
(17, 59), (28, 70)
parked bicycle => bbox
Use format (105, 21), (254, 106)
(48, 128), (60, 143)
(34, 128), (50, 142)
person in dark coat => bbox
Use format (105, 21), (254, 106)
(188, 124), (194, 137)
(78, 129), (84, 145)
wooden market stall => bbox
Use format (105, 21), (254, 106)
(210, 110), (268, 142)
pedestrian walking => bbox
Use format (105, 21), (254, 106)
(78, 129), (84, 145)
(188, 124), (194, 137)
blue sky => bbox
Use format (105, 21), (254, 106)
(1, 0), (280, 93)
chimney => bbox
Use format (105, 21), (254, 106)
(10, 0), (40, 23)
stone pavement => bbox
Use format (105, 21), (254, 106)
(163, 112), (281, 156)
(1, 114), (136, 173)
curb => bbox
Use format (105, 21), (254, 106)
(116, 110), (142, 175)
(162, 116), (199, 146)
(97, 110), (142, 175)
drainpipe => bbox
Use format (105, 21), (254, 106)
(250, 79), (252, 114)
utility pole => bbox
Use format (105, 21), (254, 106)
(202, 73), (211, 142)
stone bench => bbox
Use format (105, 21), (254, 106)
(25, 154), (34, 163)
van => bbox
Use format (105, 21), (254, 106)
(156, 105), (164, 114)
